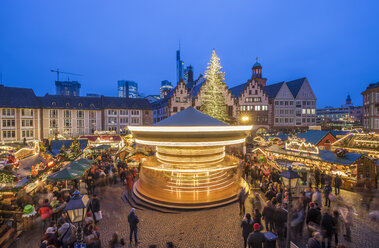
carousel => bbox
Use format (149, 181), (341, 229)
(128, 108), (252, 209)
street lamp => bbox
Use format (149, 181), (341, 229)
(241, 116), (249, 122)
(281, 166), (300, 248)
(65, 190), (89, 244)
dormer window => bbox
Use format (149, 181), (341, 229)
(52, 102), (56, 106)
(78, 103), (83, 107)
(66, 103), (70, 107)
(90, 104), (95, 108)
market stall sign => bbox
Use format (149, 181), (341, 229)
(285, 138), (319, 155)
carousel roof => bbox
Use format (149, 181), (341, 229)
(155, 107), (227, 126)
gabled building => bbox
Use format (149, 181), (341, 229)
(152, 80), (192, 124)
(0, 85), (41, 142)
(230, 62), (270, 134)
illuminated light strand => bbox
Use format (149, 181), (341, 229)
(163, 181), (236, 193)
(167, 179), (235, 189)
(166, 174), (232, 186)
(134, 138), (246, 147)
(143, 164), (238, 173)
(156, 158), (224, 166)
(128, 126), (253, 132)
(163, 171), (227, 181)
(156, 152), (225, 164)
(285, 139), (319, 155)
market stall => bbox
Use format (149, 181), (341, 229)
(265, 143), (377, 190)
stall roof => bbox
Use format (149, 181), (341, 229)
(296, 130), (331, 145)
(266, 145), (362, 166)
(17, 154), (50, 176)
(46, 139), (88, 156)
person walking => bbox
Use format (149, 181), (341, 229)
(307, 232), (323, 248)
(341, 205), (353, 242)
(334, 175), (342, 195)
(314, 168), (320, 188)
(128, 208), (139, 245)
(332, 210), (342, 247)
(321, 209), (334, 248)
(262, 200), (274, 232)
(238, 188), (248, 216)
(247, 223), (265, 248)
(324, 184), (332, 207)
(312, 188), (322, 209)
(90, 194), (101, 224)
(241, 213), (254, 248)
(38, 199), (53, 231)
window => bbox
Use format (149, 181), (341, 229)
(90, 104), (95, 108)
(375, 119), (379, 129)
(131, 110), (140, 115)
(180, 107), (185, 111)
(21, 109), (33, 117)
(52, 102), (56, 106)
(77, 119), (84, 128)
(296, 101), (301, 107)
(3, 130), (15, 138)
(66, 103), (70, 107)
(255, 105), (261, 111)
(22, 120), (33, 127)
(131, 118), (140, 124)
(108, 109), (117, 115)
(289, 101), (293, 106)
(22, 130), (34, 138)
(77, 111), (84, 118)
(275, 101), (279, 106)
(108, 117), (117, 124)
(253, 97), (261, 102)
(228, 106), (233, 116)
(262, 105), (268, 111)
(89, 111), (96, 119)
(108, 126), (117, 132)
(240, 106), (246, 111)
(255, 90), (258, 94)
(183, 98), (188, 103)
(296, 119), (301, 125)
(180, 90), (183, 94)
(64, 119), (71, 128)
(50, 109), (58, 118)
(249, 90), (252, 95)
(120, 110), (128, 116)
(311, 109), (316, 114)
(50, 119), (58, 128)
(307, 109), (311, 114)
(245, 97), (252, 103)
(89, 119), (96, 127)
(275, 118), (279, 123)
(302, 109), (306, 115)
(64, 110), (71, 118)
(120, 118), (128, 124)
(2, 119), (15, 127)
(78, 103), (83, 107)
(2, 109), (15, 116)
(173, 107), (178, 112)
(176, 97), (180, 102)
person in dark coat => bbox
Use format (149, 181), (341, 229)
(273, 205), (287, 239)
(306, 203), (321, 225)
(334, 175), (342, 195)
(89, 194), (101, 223)
(262, 201), (274, 231)
(238, 188), (248, 216)
(265, 189), (276, 201)
(128, 208), (139, 244)
(314, 168), (320, 188)
(241, 213), (254, 248)
(247, 223), (265, 248)
(321, 210), (334, 248)
(324, 184), (332, 207)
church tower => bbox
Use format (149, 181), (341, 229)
(251, 58), (267, 87)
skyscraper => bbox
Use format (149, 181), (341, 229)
(183, 65), (194, 87)
(55, 81), (81, 96)
(160, 80), (173, 99)
(176, 50), (184, 83)
(118, 80), (138, 98)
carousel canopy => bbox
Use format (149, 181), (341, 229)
(48, 167), (83, 181)
(154, 107), (227, 126)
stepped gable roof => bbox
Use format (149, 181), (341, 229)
(0, 85), (40, 108)
(39, 94), (102, 109)
(190, 75), (206, 100)
(286, 77), (306, 98)
(296, 130), (331, 145)
(229, 83), (248, 99)
(154, 107), (227, 126)
(101, 96), (152, 110)
(263, 82), (284, 99)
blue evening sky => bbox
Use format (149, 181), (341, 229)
(0, 0), (378, 108)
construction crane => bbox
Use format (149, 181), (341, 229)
(50, 69), (83, 81)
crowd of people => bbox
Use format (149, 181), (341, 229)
(239, 156), (354, 248)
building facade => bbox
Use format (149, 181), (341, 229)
(0, 85), (153, 143)
(55, 81), (81, 96)
(118, 80), (138, 98)
(160, 80), (173, 99)
(361, 81), (379, 132)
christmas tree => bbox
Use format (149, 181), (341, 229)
(200, 49), (229, 123)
